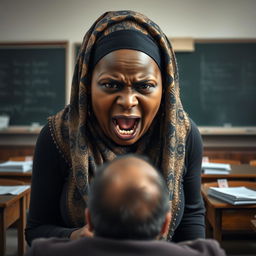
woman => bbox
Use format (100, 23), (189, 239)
(25, 10), (205, 245)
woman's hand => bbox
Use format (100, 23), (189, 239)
(70, 224), (93, 240)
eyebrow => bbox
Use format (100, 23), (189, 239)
(105, 78), (156, 86)
(133, 80), (156, 86)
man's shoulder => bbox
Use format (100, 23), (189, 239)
(25, 237), (226, 256)
(25, 237), (92, 256)
(131, 239), (226, 256)
(176, 238), (226, 256)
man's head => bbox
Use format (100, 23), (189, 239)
(86, 154), (171, 240)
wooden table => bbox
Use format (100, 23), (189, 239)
(0, 171), (32, 185)
(201, 181), (256, 242)
(201, 164), (256, 183)
(0, 187), (30, 256)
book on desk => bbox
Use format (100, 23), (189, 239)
(0, 160), (32, 173)
(202, 162), (231, 175)
(208, 186), (256, 205)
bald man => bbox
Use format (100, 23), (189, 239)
(25, 154), (226, 256)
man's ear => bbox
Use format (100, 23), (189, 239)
(160, 211), (171, 239)
(85, 208), (94, 232)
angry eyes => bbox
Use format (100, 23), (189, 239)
(99, 79), (157, 94)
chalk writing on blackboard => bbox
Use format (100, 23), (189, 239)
(176, 41), (256, 127)
(0, 43), (67, 126)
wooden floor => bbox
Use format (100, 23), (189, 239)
(6, 228), (18, 256)
(5, 228), (256, 256)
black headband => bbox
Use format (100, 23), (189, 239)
(91, 30), (162, 70)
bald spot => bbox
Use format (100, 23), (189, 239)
(101, 156), (161, 220)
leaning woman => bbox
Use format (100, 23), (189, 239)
(25, 10), (205, 244)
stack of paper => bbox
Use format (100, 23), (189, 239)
(0, 185), (30, 195)
(208, 186), (256, 205)
(202, 162), (231, 174)
(0, 160), (32, 172)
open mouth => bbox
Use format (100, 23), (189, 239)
(112, 116), (140, 140)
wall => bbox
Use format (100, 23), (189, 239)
(1, 0), (256, 101)
(1, 0), (256, 157)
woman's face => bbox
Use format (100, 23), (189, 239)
(91, 49), (162, 145)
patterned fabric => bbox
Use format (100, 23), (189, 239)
(48, 10), (191, 240)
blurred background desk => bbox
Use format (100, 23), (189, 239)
(201, 164), (256, 183)
(201, 181), (256, 242)
(1, 126), (256, 162)
(0, 172), (32, 185)
(0, 127), (40, 162)
(0, 186), (30, 256)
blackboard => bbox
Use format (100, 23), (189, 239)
(0, 42), (67, 126)
(176, 40), (256, 127)
(74, 40), (256, 127)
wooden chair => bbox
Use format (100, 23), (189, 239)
(209, 159), (241, 165)
(249, 160), (256, 166)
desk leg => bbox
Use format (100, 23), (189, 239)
(17, 197), (26, 256)
(205, 217), (212, 238)
(0, 209), (6, 256)
(213, 209), (222, 242)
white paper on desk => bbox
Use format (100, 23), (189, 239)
(202, 162), (231, 170)
(209, 186), (256, 200)
(0, 161), (32, 172)
(207, 193), (256, 205)
(203, 169), (230, 174)
(0, 185), (30, 195)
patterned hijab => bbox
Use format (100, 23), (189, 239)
(48, 10), (191, 240)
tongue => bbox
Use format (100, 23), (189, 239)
(116, 118), (136, 130)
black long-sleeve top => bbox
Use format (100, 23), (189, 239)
(25, 120), (205, 245)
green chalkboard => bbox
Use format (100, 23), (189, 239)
(74, 40), (256, 127)
(0, 42), (67, 126)
(176, 40), (256, 127)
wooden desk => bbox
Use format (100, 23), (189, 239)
(201, 181), (256, 242)
(201, 164), (256, 183)
(0, 171), (32, 185)
(0, 187), (30, 256)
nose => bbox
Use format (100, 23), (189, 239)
(116, 90), (138, 109)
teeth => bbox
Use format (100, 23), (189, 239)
(115, 121), (138, 136)
(117, 124), (134, 135)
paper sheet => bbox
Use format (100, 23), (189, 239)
(0, 185), (30, 195)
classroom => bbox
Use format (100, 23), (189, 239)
(0, 0), (256, 255)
